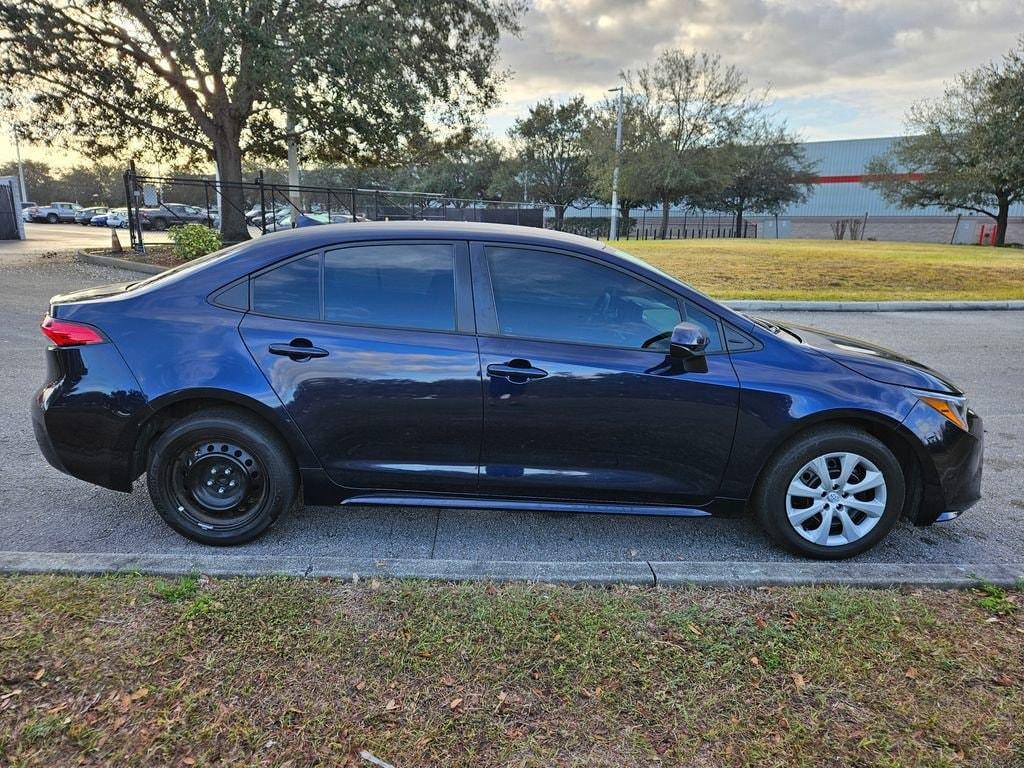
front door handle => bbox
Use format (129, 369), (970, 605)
(269, 339), (329, 361)
(486, 361), (548, 383)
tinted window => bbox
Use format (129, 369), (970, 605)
(252, 253), (321, 320)
(680, 300), (723, 353)
(486, 247), (689, 350)
(324, 244), (456, 331)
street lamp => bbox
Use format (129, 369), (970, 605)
(11, 123), (28, 203)
(608, 86), (624, 240)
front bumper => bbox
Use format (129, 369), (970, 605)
(902, 402), (984, 525)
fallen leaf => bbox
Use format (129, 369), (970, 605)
(905, 667), (918, 680)
(552, 633), (561, 642)
(992, 674), (1014, 687)
(792, 673), (806, 690)
(354, 680), (366, 691)
(750, 656), (761, 667)
(130, 687), (150, 702)
(384, 698), (399, 711)
(448, 697), (463, 710)
(755, 615), (767, 629)
(440, 675), (457, 687)
(182, 758), (196, 766)
(687, 623), (702, 637)
(32, 668), (45, 680)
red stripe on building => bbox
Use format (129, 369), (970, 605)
(815, 173), (925, 184)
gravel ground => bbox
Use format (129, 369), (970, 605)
(1, 257), (1022, 564)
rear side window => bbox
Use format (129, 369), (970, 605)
(252, 252), (321, 320)
(324, 244), (456, 331)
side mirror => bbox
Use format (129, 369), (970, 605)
(669, 322), (710, 358)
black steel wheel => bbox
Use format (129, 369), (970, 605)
(147, 408), (297, 545)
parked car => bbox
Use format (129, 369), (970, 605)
(140, 203), (213, 231)
(89, 212), (111, 227)
(105, 208), (129, 228)
(75, 206), (109, 225)
(24, 202), (81, 223)
(31, 223), (983, 558)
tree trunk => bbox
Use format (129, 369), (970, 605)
(619, 200), (631, 236)
(659, 197), (670, 239)
(214, 135), (250, 243)
(554, 204), (565, 229)
(996, 195), (1009, 246)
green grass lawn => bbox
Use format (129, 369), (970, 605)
(610, 239), (1024, 301)
(1, 575), (1021, 767)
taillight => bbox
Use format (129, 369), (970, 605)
(40, 316), (105, 346)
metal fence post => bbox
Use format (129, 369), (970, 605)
(257, 170), (266, 235)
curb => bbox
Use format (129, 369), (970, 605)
(75, 250), (166, 275)
(1, 551), (1021, 589)
(725, 299), (1024, 312)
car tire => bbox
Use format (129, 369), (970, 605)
(753, 426), (906, 560)
(46, 213), (59, 224)
(152, 218), (167, 231)
(146, 408), (298, 545)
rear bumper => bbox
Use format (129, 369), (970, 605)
(31, 344), (150, 492)
(902, 403), (984, 525)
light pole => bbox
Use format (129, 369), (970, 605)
(12, 124), (28, 203)
(608, 86), (624, 240)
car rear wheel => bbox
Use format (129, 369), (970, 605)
(754, 426), (905, 560)
(146, 409), (298, 545)
(151, 217), (168, 231)
(46, 213), (59, 223)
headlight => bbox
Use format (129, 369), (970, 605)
(912, 389), (969, 431)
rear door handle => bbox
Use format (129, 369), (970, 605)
(486, 361), (548, 382)
(269, 339), (329, 361)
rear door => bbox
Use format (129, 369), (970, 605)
(472, 242), (739, 506)
(240, 240), (482, 492)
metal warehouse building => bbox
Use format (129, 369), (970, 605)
(755, 136), (1024, 243)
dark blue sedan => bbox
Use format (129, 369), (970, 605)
(31, 223), (983, 558)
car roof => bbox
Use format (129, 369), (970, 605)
(248, 220), (607, 252)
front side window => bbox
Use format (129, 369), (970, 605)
(486, 246), (693, 350)
(252, 252), (321, 320)
(324, 244), (456, 331)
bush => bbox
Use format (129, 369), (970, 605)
(168, 223), (222, 260)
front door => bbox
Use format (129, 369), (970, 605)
(240, 240), (482, 492)
(474, 244), (739, 506)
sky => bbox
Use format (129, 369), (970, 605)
(3, 0), (1023, 168)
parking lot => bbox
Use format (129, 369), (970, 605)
(1, 253), (1022, 566)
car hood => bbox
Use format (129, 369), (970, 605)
(776, 320), (961, 394)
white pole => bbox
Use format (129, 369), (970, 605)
(13, 126), (28, 202)
(287, 112), (300, 219)
(608, 86), (624, 240)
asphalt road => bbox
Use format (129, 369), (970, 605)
(1, 256), (1022, 565)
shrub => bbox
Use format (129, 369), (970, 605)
(168, 223), (222, 260)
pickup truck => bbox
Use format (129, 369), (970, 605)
(23, 202), (81, 223)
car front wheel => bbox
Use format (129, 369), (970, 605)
(754, 426), (905, 559)
(146, 408), (298, 545)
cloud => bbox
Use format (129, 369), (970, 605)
(490, 0), (1024, 139)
